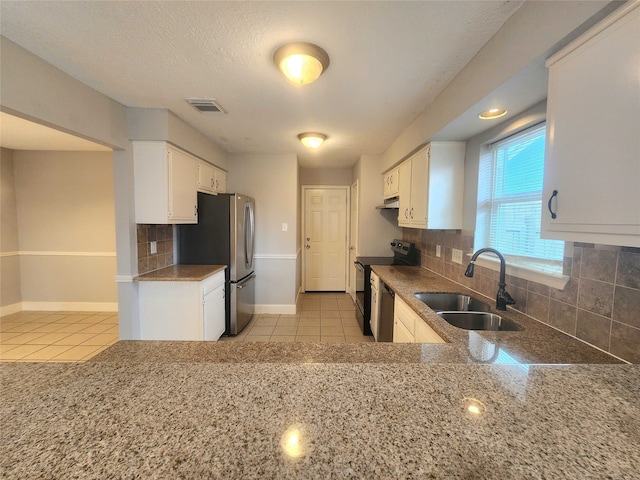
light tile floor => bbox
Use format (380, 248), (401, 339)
(0, 311), (119, 362)
(221, 292), (373, 343)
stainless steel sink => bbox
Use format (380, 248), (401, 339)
(414, 293), (491, 312)
(436, 311), (523, 331)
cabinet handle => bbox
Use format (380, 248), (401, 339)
(410, 207), (414, 219)
(547, 190), (558, 219)
(405, 208), (409, 219)
(211, 179), (214, 188)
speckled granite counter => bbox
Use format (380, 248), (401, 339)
(1, 266), (635, 478)
(1, 360), (638, 478)
(134, 264), (226, 281)
(372, 265), (623, 365)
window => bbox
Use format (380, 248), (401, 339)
(475, 123), (565, 274)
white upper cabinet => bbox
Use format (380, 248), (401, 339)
(397, 142), (465, 229)
(133, 141), (198, 224)
(214, 168), (227, 193)
(197, 160), (216, 194)
(197, 160), (227, 195)
(542, 3), (640, 247)
(383, 167), (400, 199)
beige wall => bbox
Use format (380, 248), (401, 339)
(12, 150), (117, 310)
(227, 153), (299, 311)
(128, 108), (229, 171)
(299, 167), (352, 186)
(382, 1), (614, 170)
(1, 148), (23, 311)
(353, 155), (402, 256)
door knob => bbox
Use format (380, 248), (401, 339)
(305, 245), (310, 249)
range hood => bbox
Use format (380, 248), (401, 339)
(376, 196), (399, 209)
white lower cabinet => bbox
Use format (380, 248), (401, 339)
(139, 270), (225, 341)
(393, 296), (444, 343)
(203, 280), (225, 341)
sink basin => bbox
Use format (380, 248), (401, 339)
(437, 311), (523, 331)
(414, 293), (491, 312)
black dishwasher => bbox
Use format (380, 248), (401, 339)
(378, 280), (395, 342)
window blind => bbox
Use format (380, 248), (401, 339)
(476, 123), (564, 262)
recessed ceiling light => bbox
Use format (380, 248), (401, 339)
(273, 42), (330, 85)
(298, 132), (327, 149)
(479, 108), (507, 120)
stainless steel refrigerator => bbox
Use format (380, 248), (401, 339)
(178, 192), (256, 335)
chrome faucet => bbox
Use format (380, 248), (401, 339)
(464, 248), (515, 311)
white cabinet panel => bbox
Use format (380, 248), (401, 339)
(133, 141), (197, 224)
(383, 167), (400, 199)
(542, 4), (640, 247)
(139, 270), (225, 341)
(197, 160), (216, 194)
(396, 142), (465, 230)
(393, 296), (444, 344)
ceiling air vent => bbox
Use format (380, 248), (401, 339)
(185, 98), (227, 114)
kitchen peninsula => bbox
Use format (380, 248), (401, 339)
(2, 265), (636, 480)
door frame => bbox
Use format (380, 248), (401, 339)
(301, 185), (351, 293)
(348, 180), (359, 301)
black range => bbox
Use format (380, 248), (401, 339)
(354, 240), (419, 335)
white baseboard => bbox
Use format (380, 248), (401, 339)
(254, 304), (297, 315)
(0, 302), (22, 317)
(8, 302), (118, 314)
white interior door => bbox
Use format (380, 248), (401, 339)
(304, 188), (348, 291)
(348, 181), (359, 301)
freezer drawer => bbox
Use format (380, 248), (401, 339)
(229, 273), (255, 335)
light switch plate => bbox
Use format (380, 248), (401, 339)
(282, 223), (288, 232)
(436, 245), (441, 258)
(452, 248), (463, 264)
(150, 241), (157, 254)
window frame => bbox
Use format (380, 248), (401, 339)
(473, 122), (569, 289)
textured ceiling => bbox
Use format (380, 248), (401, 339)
(0, 1), (524, 167)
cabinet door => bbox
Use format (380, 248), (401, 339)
(383, 167), (399, 199)
(542, 5), (640, 246)
(398, 160), (412, 226)
(214, 169), (227, 193)
(409, 149), (428, 228)
(168, 147), (198, 223)
(414, 318), (444, 343)
(393, 317), (414, 343)
(197, 161), (216, 194)
(203, 283), (225, 341)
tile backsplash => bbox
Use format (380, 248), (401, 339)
(137, 224), (174, 275)
(403, 228), (640, 363)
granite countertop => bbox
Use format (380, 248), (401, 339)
(1, 266), (635, 478)
(372, 265), (622, 365)
(1, 359), (638, 478)
(134, 264), (226, 282)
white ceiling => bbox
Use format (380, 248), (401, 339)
(0, 0), (526, 167)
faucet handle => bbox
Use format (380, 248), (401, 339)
(501, 290), (516, 305)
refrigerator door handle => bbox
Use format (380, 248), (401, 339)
(236, 274), (256, 289)
(244, 201), (255, 269)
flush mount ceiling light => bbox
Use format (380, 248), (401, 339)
(273, 42), (330, 85)
(298, 132), (327, 149)
(479, 108), (507, 120)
